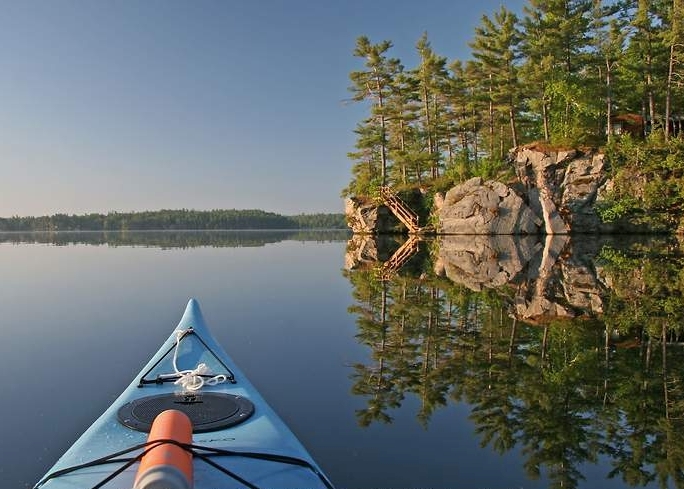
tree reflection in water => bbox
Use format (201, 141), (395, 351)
(344, 234), (684, 489)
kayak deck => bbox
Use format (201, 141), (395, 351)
(35, 299), (333, 489)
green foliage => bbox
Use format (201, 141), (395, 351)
(287, 213), (348, 229)
(346, 235), (684, 487)
(345, 1), (684, 209)
(598, 135), (684, 228)
(596, 196), (640, 223)
(470, 157), (514, 181)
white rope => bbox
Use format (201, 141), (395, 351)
(158, 329), (228, 391)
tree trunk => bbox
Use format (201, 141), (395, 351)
(647, 51), (656, 132)
(423, 84), (433, 156)
(606, 60), (613, 142)
(472, 106), (479, 166)
(666, 0), (683, 140)
(509, 104), (518, 148)
(542, 101), (550, 142)
(488, 73), (495, 158)
(399, 118), (407, 184)
(460, 106), (469, 166)
(666, 42), (675, 140)
(432, 94), (440, 178)
(662, 323), (670, 420)
(375, 72), (388, 185)
(446, 130), (454, 168)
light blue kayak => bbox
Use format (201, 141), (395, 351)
(35, 299), (334, 489)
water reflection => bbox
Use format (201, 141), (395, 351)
(344, 234), (684, 489)
(0, 229), (350, 248)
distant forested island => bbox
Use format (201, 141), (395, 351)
(0, 209), (346, 232)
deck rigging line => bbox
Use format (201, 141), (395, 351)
(138, 328), (236, 387)
(33, 438), (335, 489)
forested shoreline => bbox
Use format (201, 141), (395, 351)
(0, 209), (346, 232)
(346, 0), (684, 219)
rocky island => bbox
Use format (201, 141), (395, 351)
(345, 3), (684, 237)
(346, 145), (630, 235)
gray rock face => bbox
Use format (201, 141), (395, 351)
(437, 177), (541, 234)
(433, 234), (607, 323)
(345, 198), (400, 234)
(513, 146), (609, 234)
(344, 234), (379, 270)
(345, 198), (378, 234)
(347, 146), (615, 235)
(434, 147), (613, 235)
(434, 234), (540, 291)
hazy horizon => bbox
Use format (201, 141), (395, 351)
(0, 0), (524, 217)
(0, 207), (345, 219)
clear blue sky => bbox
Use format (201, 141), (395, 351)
(0, 0), (524, 217)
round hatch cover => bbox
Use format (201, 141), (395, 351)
(117, 392), (254, 432)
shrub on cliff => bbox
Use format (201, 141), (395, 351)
(598, 134), (684, 231)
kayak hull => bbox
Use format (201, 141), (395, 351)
(35, 299), (332, 489)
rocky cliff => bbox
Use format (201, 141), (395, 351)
(512, 146), (610, 234)
(345, 197), (402, 234)
(346, 145), (619, 235)
(435, 146), (611, 234)
(434, 177), (541, 234)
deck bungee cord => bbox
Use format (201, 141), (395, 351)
(33, 438), (335, 489)
(158, 328), (229, 391)
(137, 327), (236, 388)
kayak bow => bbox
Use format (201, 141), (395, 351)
(35, 299), (334, 489)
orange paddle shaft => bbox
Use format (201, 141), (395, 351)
(134, 409), (193, 489)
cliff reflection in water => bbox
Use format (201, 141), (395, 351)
(344, 234), (684, 489)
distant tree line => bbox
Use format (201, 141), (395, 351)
(345, 0), (684, 198)
(0, 209), (347, 232)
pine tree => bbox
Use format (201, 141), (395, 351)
(385, 71), (421, 185)
(445, 60), (475, 180)
(414, 33), (450, 179)
(349, 37), (402, 187)
(620, 0), (669, 130)
(464, 60), (486, 167)
(521, 0), (594, 142)
(470, 6), (523, 154)
(344, 118), (385, 197)
(664, 0), (684, 138)
(590, 0), (627, 140)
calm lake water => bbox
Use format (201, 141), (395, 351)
(1, 230), (682, 489)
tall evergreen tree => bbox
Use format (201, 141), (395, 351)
(590, 0), (627, 140)
(620, 0), (669, 129)
(664, 0), (684, 138)
(385, 72), (421, 185)
(521, 0), (595, 142)
(414, 33), (450, 179)
(470, 6), (523, 154)
(349, 37), (402, 187)
(445, 60), (476, 179)
(345, 118), (385, 197)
